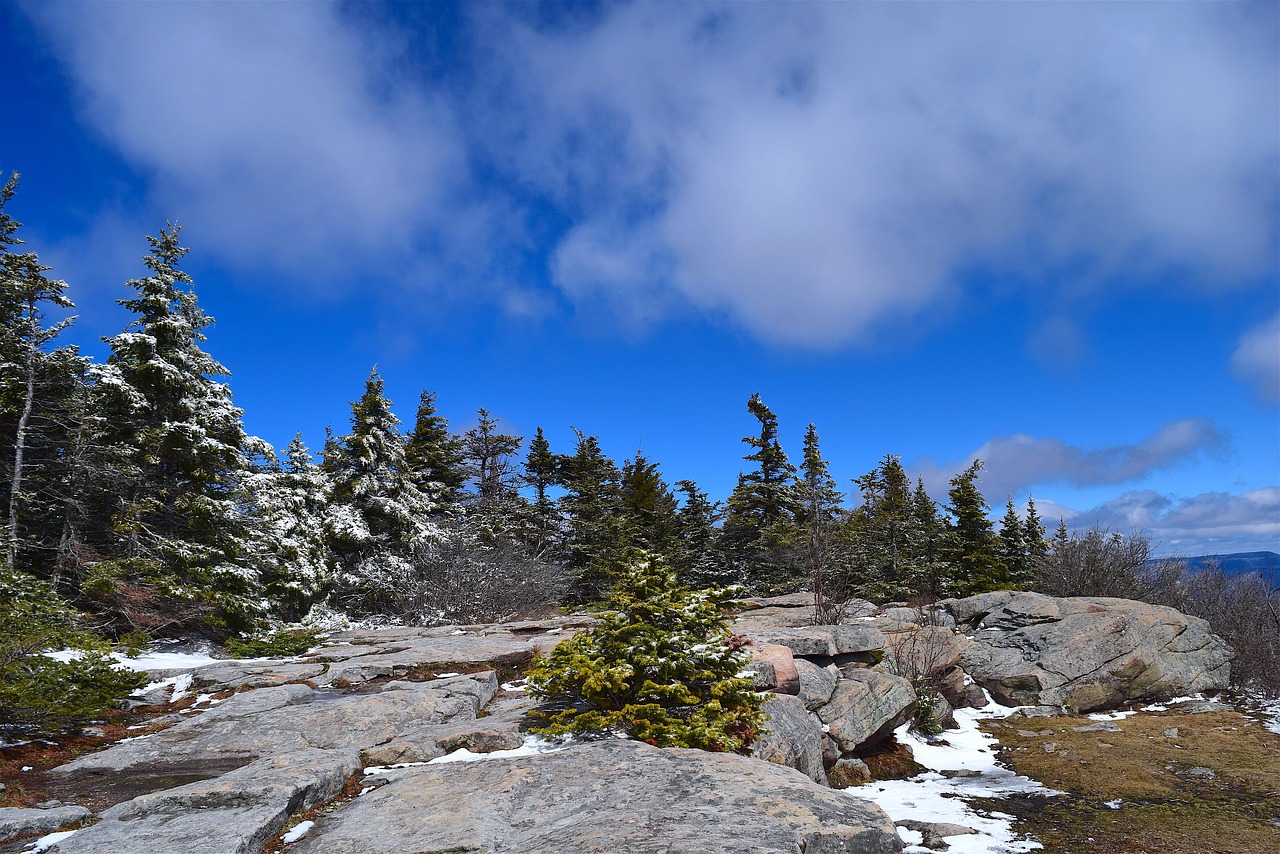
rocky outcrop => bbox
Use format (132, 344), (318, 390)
(942, 591), (1233, 711)
(0, 806), (91, 844)
(751, 694), (828, 784)
(816, 670), (917, 755)
(289, 739), (902, 854)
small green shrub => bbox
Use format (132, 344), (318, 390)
(0, 570), (145, 738)
(527, 555), (765, 751)
(224, 626), (325, 658)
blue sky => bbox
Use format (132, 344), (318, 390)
(2, 1), (1277, 556)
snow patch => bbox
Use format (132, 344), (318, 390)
(20, 829), (78, 853)
(846, 693), (1056, 853)
(426, 734), (572, 764)
(281, 820), (314, 843)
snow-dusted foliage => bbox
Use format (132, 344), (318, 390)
(326, 369), (443, 615)
(244, 435), (335, 620)
(95, 226), (265, 632)
(527, 554), (764, 751)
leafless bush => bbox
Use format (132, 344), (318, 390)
(401, 534), (569, 626)
(1033, 526), (1183, 606)
(1180, 562), (1280, 697)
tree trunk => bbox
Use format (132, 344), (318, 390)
(8, 348), (35, 569)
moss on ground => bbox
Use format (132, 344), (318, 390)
(979, 709), (1280, 854)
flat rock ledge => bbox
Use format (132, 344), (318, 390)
(290, 739), (903, 854)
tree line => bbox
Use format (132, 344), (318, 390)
(1, 174), (1056, 639)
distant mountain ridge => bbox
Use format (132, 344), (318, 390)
(1159, 551), (1280, 587)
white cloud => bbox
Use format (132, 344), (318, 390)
(1042, 487), (1280, 556)
(24, 1), (480, 282)
(24, 2), (1279, 343)
(911, 418), (1226, 502)
(474, 2), (1279, 344)
(1231, 313), (1280, 404)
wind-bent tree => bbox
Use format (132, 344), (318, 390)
(722, 393), (800, 592)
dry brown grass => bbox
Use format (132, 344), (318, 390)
(979, 708), (1280, 854)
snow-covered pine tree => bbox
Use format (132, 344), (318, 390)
(98, 225), (266, 633)
(245, 434), (335, 620)
(0, 172), (77, 575)
(327, 368), (440, 615)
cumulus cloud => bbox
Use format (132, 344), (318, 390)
(24, 1), (479, 282)
(24, 2), (1279, 342)
(1231, 313), (1280, 404)
(474, 2), (1279, 344)
(911, 418), (1226, 502)
(1043, 487), (1280, 556)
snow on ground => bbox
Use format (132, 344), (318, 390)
(19, 829), (78, 853)
(846, 695), (1057, 854)
(281, 820), (315, 844)
(361, 735), (574, 779)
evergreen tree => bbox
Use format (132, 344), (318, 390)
(521, 426), (560, 556)
(245, 435), (334, 620)
(0, 173), (76, 573)
(722, 393), (800, 592)
(943, 460), (1004, 596)
(1023, 493), (1049, 563)
(527, 554), (765, 751)
(327, 368), (440, 614)
(796, 424), (845, 619)
(910, 477), (949, 598)
(671, 479), (728, 589)
(99, 225), (264, 632)
(619, 449), (680, 557)
(460, 409), (523, 506)
(847, 454), (915, 600)
(997, 496), (1031, 589)
(557, 429), (625, 600)
(404, 390), (465, 505)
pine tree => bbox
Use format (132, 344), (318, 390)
(797, 424), (845, 619)
(99, 225), (264, 632)
(722, 393), (800, 592)
(847, 454), (915, 600)
(404, 390), (465, 506)
(619, 450), (680, 557)
(910, 477), (949, 598)
(0, 173), (76, 573)
(1023, 493), (1049, 563)
(997, 496), (1031, 589)
(522, 426), (560, 556)
(943, 460), (1004, 596)
(527, 554), (765, 751)
(245, 435), (334, 620)
(460, 409), (523, 506)
(327, 368), (440, 614)
(557, 429), (625, 600)
(671, 479), (729, 589)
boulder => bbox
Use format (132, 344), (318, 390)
(944, 592), (1232, 711)
(741, 625), (885, 664)
(47, 749), (360, 854)
(751, 694), (828, 784)
(794, 658), (839, 710)
(816, 670), (916, 755)
(54, 674), (498, 775)
(0, 806), (91, 845)
(750, 644), (801, 694)
(360, 703), (533, 765)
(288, 740), (903, 854)
(187, 661), (327, 693)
